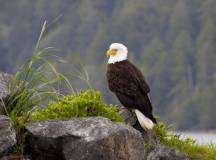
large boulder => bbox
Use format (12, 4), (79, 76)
(0, 115), (17, 157)
(26, 117), (146, 160)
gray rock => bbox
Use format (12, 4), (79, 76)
(0, 73), (11, 98)
(0, 115), (17, 157)
(120, 107), (195, 160)
(147, 144), (191, 160)
(0, 73), (12, 115)
(0, 154), (31, 160)
(26, 117), (146, 160)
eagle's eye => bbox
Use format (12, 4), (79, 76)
(113, 49), (118, 52)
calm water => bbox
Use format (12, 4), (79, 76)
(176, 132), (216, 145)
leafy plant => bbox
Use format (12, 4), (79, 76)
(0, 21), (73, 154)
(31, 89), (123, 122)
(155, 122), (216, 160)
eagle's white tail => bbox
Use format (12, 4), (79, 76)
(134, 109), (154, 131)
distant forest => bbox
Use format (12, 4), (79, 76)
(0, 0), (216, 130)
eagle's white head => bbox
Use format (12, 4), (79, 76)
(106, 43), (128, 64)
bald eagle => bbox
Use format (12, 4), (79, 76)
(106, 43), (156, 131)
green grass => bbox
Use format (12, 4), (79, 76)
(31, 89), (123, 122)
(155, 122), (216, 160)
(0, 21), (74, 154)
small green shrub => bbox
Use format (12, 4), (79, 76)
(155, 122), (216, 160)
(31, 89), (123, 122)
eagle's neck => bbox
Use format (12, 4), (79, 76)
(108, 53), (127, 64)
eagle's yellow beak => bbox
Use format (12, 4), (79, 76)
(106, 49), (117, 57)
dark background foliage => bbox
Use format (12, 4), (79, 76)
(0, 0), (216, 130)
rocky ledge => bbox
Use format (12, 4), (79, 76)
(0, 113), (195, 160)
(25, 115), (193, 160)
(0, 106), (195, 160)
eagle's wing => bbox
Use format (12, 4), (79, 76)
(107, 60), (150, 97)
(127, 61), (150, 94)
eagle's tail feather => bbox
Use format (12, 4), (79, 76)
(134, 109), (154, 131)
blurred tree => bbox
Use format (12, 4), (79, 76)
(196, 17), (216, 86)
(140, 37), (170, 116)
(169, 0), (193, 42)
(0, 0), (215, 130)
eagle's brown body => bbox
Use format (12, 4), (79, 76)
(106, 60), (156, 123)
